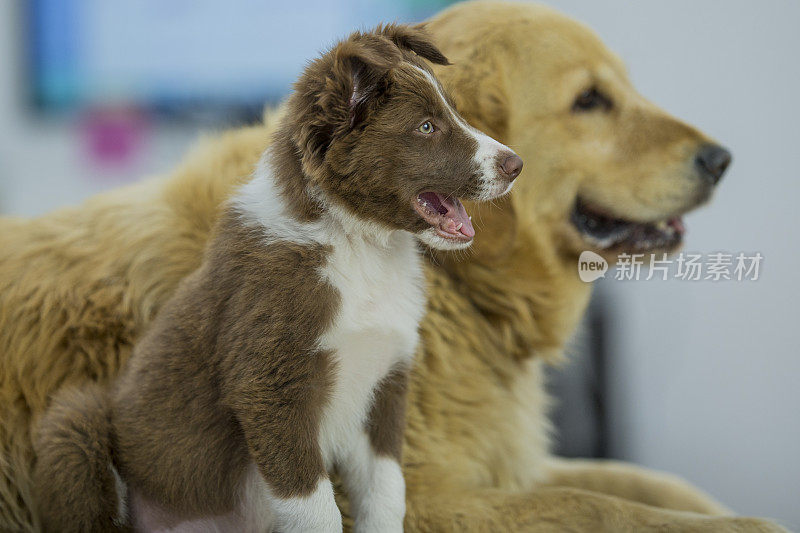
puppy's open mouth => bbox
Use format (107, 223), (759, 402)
(414, 192), (475, 242)
(571, 198), (685, 252)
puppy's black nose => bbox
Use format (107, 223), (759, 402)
(499, 153), (523, 181)
(695, 144), (731, 185)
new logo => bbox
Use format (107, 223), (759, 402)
(578, 251), (608, 282)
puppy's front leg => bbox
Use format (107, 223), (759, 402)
(264, 476), (340, 533)
(341, 366), (409, 533)
(226, 353), (342, 533)
(237, 407), (341, 532)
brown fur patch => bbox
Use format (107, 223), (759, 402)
(112, 211), (338, 515)
(365, 364), (409, 460)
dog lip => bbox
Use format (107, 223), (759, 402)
(413, 192), (475, 241)
(571, 197), (685, 252)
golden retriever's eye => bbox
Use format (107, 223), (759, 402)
(572, 87), (613, 112)
(417, 121), (435, 134)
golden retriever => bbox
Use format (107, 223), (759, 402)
(0, 1), (784, 531)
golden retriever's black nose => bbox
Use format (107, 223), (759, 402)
(695, 144), (731, 185)
(500, 153), (523, 181)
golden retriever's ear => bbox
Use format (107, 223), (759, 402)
(477, 78), (510, 142)
(438, 60), (510, 143)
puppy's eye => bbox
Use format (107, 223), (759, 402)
(572, 87), (613, 112)
(418, 121), (435, 134)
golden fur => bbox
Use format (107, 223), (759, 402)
(0, 2), (785, 531)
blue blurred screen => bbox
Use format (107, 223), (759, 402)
(28, 0), (454, 116)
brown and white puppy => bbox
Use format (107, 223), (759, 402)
(32, 25), (520, 533)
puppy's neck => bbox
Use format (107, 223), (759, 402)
(270, 134), (325, 223)
(245, 135), (398, 249)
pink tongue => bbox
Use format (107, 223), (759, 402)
(668, 217), (686, 234)
(438, 194), (475, 238)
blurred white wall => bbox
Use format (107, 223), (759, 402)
(1, 0), (798, 529)
(541, 0), (800, 528)
(0, 2), (198, 216)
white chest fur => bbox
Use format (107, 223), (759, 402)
(317, 229), (425, 466)
(233, 162), (426, 468)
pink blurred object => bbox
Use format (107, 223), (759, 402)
(81, 107), (149, 171)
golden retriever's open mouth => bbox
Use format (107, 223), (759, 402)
(414, 192), (475, 242)
(571, 197), (685, 252)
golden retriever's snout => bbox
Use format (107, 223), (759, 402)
(498, 152), (524, 181)
(695, 144), (732, 185)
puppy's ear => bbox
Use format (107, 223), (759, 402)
(332, 40), (398, 129)
(379, 23), (450, 66)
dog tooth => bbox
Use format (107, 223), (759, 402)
(455, 222), (463, 231)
